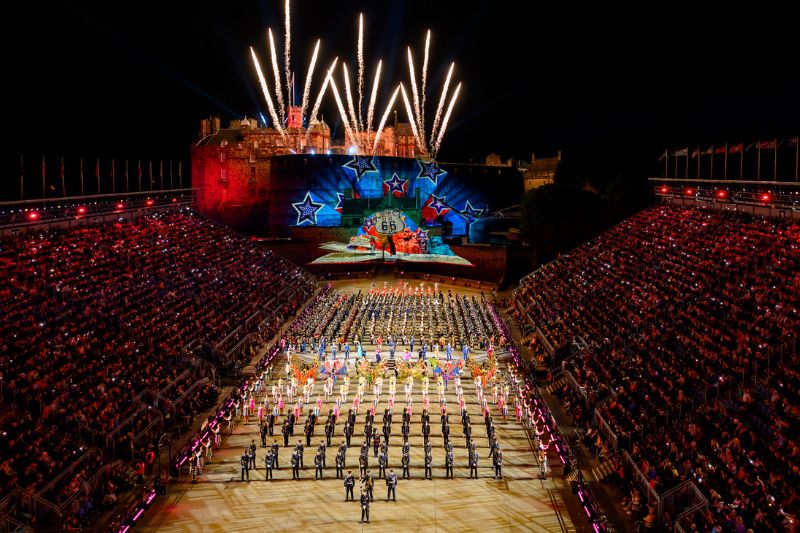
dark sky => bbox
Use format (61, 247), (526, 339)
(2, 1), (798, 199)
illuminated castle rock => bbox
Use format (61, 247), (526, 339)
(191, 108), (420, 227)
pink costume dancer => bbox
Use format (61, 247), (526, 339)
(315, 396), (322, 417)
(369, 405), (376, 417)
(334, 398), (341, 421)
(499, 397), (507, 420)
(441, 404), (447, 417)
(458, 396), (466, 416)
(515, 400), (523, 422)
(294, 402), (301, 420)
(387, 395), (395, 409)
(257, 404), (265, 424)
(278, 395), (285, 415)
(353, 395), (360, 414)
(422, 395), (430, 411)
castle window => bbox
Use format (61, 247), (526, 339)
(249, 153), (256, 163)
(253, 141), (259, 149)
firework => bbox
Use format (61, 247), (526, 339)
(433, 82), (461, 155)
(284, 0), (292, 103)
(406, 47), (424, 145)
(250, 47), (286, 136)
(328, 77), (355, 144)
(300, 39), (321, 122)
(268, 28), (286, 124)
(431, 62), (454, 142)
(342, 63), (359, 134)
(308, 57), (338, 127)
(357, 13), (365, 130)
(366, 60), (382, 132)
(399, 83), (423, 153)
(373, 84), (400, 154)
(421, 29), (431, 138)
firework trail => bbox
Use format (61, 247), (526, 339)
(433, 82), (461, 156)
(308, 57), (338, 127)
(421, 30), (431, 138)
(329, 77), (355, 145)
(357, 13), (364, 130)
(431, 62), (454, 142)
(406, 47), (424, 147)
(268, 29), (286, 124)
(366, 60), (382, 132)
(250, 47), (286, 136)
(342, 63), (360, 135)
(300, 39), (321, 123)
(284, 0), (292, 104)
(373, 84), (400, 154)
(399, 83), (423, 153)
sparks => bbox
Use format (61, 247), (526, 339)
(342, 63), (359, 135)
(268, 28), (286, 124)
(308, 57), (338, 127)
(400, 83), (424, 153)
(250, 47), (286, 136)
(357, 13), (365, 131)
(366, 60), (382, 132)
(284, 0), (292, 104)
(373, 84), (400, 154)
(433, 82), (461, 156)
(431, 62), (455, 142)
(329, 77), (355, 145)
(407, 47), (424, 146)
(421, 29), (431, 140)
(300, 39), (321, 123)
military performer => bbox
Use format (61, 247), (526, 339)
(401, 421), (410, 443)
(494, 450), (503, 479)
(240, 448), (250, 482)
(422, 421), (431, 443)
(386, 469), (398, 502)
(264, 449), (274, 480)
(364, 470), (375, 501)
(424, 448), (433, 479)
(294, 440), (304, 468)
(445, 447), (454, 478)
(401, 448), (410, 479)
(282, 420), (290, 447)
(378, 446), (387, 478)
(335, 448), (345, 478)
(249, 440), (257, 469)
(464, 421), (472, 448)
(304, 419), (314, 447)
(372, 429), (381, 457)
(344, 470), (356, 500)
(359, 451), (368, 477)
(469, 446), (479, 478)
(360, 489), (370, 523)
(319, 440), (327, 468)
(325, 417), (335, 447)
(314, 450), (324, 479)
(291, 450), (300, 479)
(442, 422), (450, 445)
(260, 420), (269, 447)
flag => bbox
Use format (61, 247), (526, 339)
(691, 148), (700, 158)
(658, 149), (668, 161)
(672, 148), (688, 157)
(785, 137), (799, 147)
(714, 146), (727, 155)
(756, 140), (777, 150)
(729, 143), (744, 154)
(701, 146), (713, 155)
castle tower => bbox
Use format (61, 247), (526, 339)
(287, 106), (303, 129)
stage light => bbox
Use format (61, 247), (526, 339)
(76, 206), (87, 215)
(760, 193), (771, 202)
(115, 202), (124, 210)
(716, 190), (727, 199)
(172, 198), (177, 203)
(685, 188), (694, 196)
(146, 199), (155, 207)
(660, 186), (668, 194)
(27, 211), (40, 221)
(348, 145), (357, 155)
(310, 149), (316, 155)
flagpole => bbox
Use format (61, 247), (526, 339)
(710, 146), (714, 179)
(723, 144), (728, 180)
(179, 161), (183, 188)
(160, 160), (164, 190)
(684, 148), (689, 179)
(696, 146), (700, 179)
(757, 145), (761, 180)
(80, 157), (84, 196)
(664, 152), (668, 178)
(42, 156), (46, 199)
(796, 138), (799, 182)
(125, 159), (129, 193)
(169, 160), (174, 189)
(96, 158), (101, 195)
(61, 157), (66, 196)
(774, 137), (778, 180)
(674, 151), (678, 178)
(138, 160), (142, 192)
(111, 159), (116, 194)
(20, 155), (24, 200)
(740, 143), (744, 181)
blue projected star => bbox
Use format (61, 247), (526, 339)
(428, 194), (450, 216)
(416, 160), (446, 186)
(461, 200), (485, 222)
(362, 216), (376, 232)
(335, 192), (345, 212)
(383, 174), (408, 195)
(292, 192), (324, 225)
(343, 156), (378, 180)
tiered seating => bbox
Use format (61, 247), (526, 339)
(0, 209), (316, 527)
(514, 205), (800, 531)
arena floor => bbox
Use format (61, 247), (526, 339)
(137, 281), (578, 533)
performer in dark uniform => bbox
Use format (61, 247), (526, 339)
(240, 449), (250, 482)
(360, 490), (370, 523)
(344, 470), (356, 501)
(386, 469), (398, 502)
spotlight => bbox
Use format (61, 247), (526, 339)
(27, 211), (40, 221)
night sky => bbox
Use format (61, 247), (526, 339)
(2, 1), (798, 199)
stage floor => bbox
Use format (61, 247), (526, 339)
(139, 354), (576, 533)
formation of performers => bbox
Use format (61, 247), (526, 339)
(288, 283), (507, 358)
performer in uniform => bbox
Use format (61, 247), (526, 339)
(291, 450), (300, 479)
(386, 469), (398, 502)
(240, 449), (250, 482)
(344, 470), (355, 501)
(360, 489), (370, 523)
